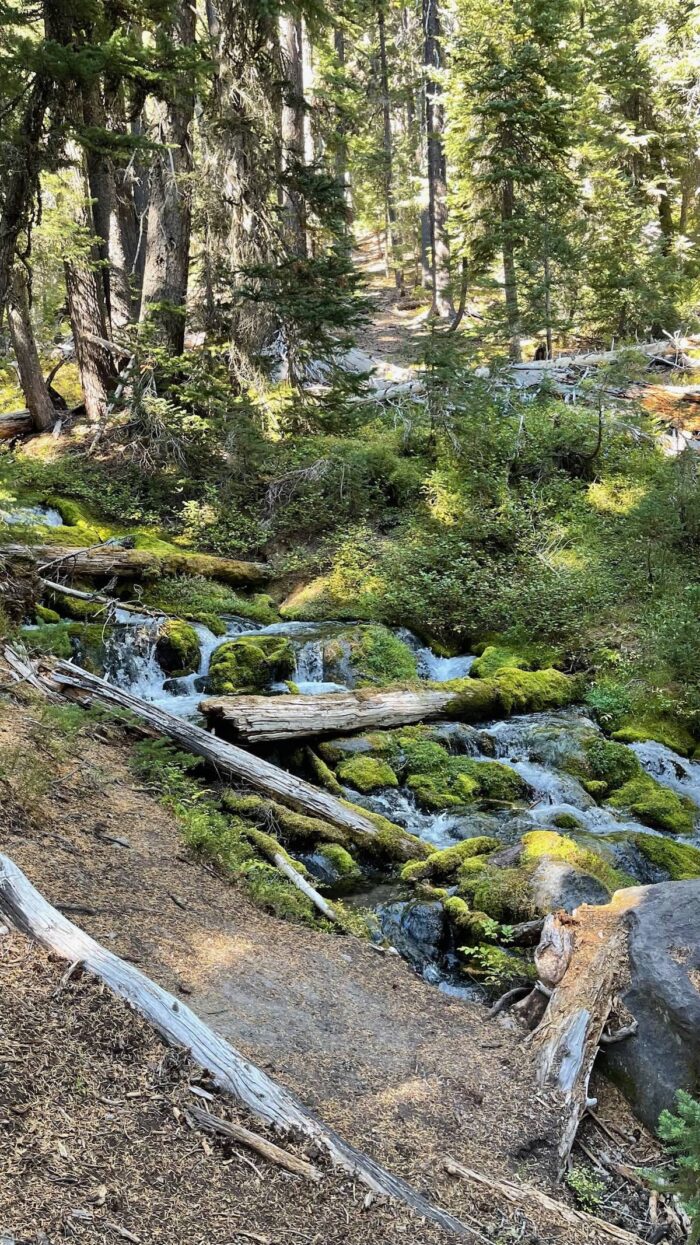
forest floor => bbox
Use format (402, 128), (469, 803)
(0, 694), (662, 1243)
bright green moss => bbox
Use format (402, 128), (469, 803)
(628, 834), (700, 880)
(338, 799), (431, 863)
(155, 619), (201, 676)
(243, 860), (317, 923)
(406, 770), (478, 809)
(208, 634), (295, 694)
(221, 791), (348, 847)
(443, 678), (502, 721)
(612, 720), (696, 758)
(552, 812), (584, 830)
(471, 646), (532, 678)
(401, 836), (500, 884)
(48, 590), (104, 621)
(305, 748), (344, 795)
(316, 843), (362, 880)
(583, 779), (608, 798)
(607, 774), (697, 836)
(579, 738), (640, 792)
(400, 737), (526, 810)
(323, 624), (418, 687)
(491, 667), (577, 715)
(458, 864), (534, 922)
(35, 605), (61, 624)
(337, 755), (399, 792)
(520, 830), (630, 894)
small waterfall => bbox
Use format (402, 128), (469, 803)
(395, 627), (475, 682)
(1, 503), (63, 527)
(346, 786), (478, 850)
(630, 741), (700, 811)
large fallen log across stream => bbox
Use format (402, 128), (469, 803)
(0, 542), (270, 586)
(201, 687), (460, 742)
(12, 655), (426, 859)
(0, 854), (470, 1238)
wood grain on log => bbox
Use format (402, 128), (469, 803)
(0, 543), (270, 586)
(186, 1103), (321, 1179)
(0, 854), (472, 1238)
(200, 688), (456, 742)
(45, 660), (425, 858)
(526, 901), (632, 1176)
(0, 411), (33, 440)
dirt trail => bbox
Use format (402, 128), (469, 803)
(0, 701), (564, 1209)
(353, 239), (430, 368)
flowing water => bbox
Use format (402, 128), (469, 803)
(98, 612), (700, 983)
(1, 503), (63, 527)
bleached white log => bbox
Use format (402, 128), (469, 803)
(0, 854), (471, 1238)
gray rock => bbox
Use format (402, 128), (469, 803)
(606, 880), (700, 1129)
(376, 900), (445, 969)
(529, 858), (610, 913)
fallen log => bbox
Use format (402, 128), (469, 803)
(524, 899), (632, 1177)
(0, 543), (270, 587)
(444, 1157), (645, 1244)
(41, 659), (426, 859)
(200, 688), (456, 742)
(0, 854), (471, 1238)
(0, 410), (33, 440)
(252, 835), (339, 923)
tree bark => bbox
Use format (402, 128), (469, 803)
(63, 148), (117, 423)
(423, 0), (453, 318)
(140, 0), (196, 354)
(0, 853), (471, 1239)
(501, 177), (521, 362)
(7, 268), (56, 431)
(0, 543), (269, 586)
(200, 686), (489, 743)
(41, 661), (425, 859)
(377, 4), (404, 291)
(279, 13), (308, 257)
(0, 79), (51, 325)
(333, 27), (352, 222)
(0, 412), (33, 440)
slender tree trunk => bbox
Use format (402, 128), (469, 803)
(423, 0), (452, 317)
(543, 250), (553, 360)
(63, 148), (117, 423)
(501, 176), (521, 362)
(377, 4), (403, 291)
(279, 13), (307, 257)
(7, 267), (55, 431)
(333, 27), (352, 224)
(140, 0), (196, 354)
(0, 79), (51, 324)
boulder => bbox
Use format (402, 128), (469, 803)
(376, 899), (446, 968)
(606, 880), (700, 1129)
(528, 858), (610, 913)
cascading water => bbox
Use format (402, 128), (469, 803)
(630, 740), (700, 810)
(1, 503), (63, 527)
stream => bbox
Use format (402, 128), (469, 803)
(92, 609), (700, 991)
(15, 498), (699, 991)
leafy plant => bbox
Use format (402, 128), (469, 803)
(647, 1091), (700, 1241)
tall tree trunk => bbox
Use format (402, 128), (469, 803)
(279, 13), (307, 257)
(423, 0), (452, 318)
(0, 79), (51, 324)
(333, 27), (352, 223)
(7, 267), (55, 431)
(140, 0), (196, 354)
(63, 148), (117, 423)
(543, 249), (553, 360)
(377, 4), (404, 291)
(501, 176), (521, 362)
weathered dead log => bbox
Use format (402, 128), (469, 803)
(0, 410), (33, 440)
(525, 900), (632, 1177)
(186, 1103), (321, 1180)
(253, 837), (339, 923)
(0, 543), (270, 586)
(444, 1157), (645, 1244)
(0, 854), (471, 1238)
(200, 688), (463, 742)
(44, 659), (426, 859)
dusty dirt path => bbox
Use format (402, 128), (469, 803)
(352, 238), (431, 368)
(0, 700), (564, 1214)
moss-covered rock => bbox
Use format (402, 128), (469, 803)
(337, 755), (399, 792)
(155, 619), (201, 677)
(396, 732), (528, 811)
(323, 624), (418, 687)
(305, 748), (344, 795)
(208, 633), (295, 694)
(401, 836), (500, 884)
(443, 667), (577, 722)
(626, 834), (700, 881)
(471, 646), (532, 678)
(48, 589), (104, 621)
(612, 719), (695, 758)
(316, 843), (362, 882)
(607, 774), (697, 836)
(35, 604), (60, 624)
